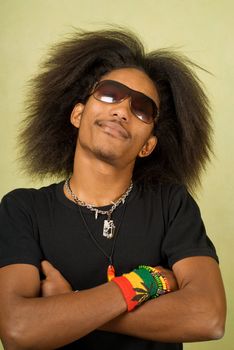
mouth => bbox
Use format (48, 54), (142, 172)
(96, 120), (130, 139)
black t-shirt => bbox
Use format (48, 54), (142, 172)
(0, 181), (218, 349)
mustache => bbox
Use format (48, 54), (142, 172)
(95, 119), (131, 139)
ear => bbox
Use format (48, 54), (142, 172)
(70, 103), (85, 128)
(138, 135), (157, 158)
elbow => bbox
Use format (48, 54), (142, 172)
(186, 299), (226, 342)
(200, 307), (226, 341)
(1, 320), (33, 350)
(208, 298), (226, 340)
(206, 314), (226, 340)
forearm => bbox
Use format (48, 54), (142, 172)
(101, 288), (224, 342)
(2, 282), (126, 349)
(101, 271), (226, 342)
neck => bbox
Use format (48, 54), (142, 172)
(67, 148), (134, 207)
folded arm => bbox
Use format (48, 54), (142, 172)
(38, 256), (226, 342)
(100, 256), (226, 342)
(0, 256), (226, 349)
(0, 263), (127, 349)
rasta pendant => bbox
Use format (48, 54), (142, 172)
(107, 265), (116, 281)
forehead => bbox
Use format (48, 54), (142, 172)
(100, 68), (160, 105)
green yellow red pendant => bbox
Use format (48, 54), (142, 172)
(107, 265), (116, 281)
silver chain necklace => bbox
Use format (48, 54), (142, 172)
(64, 178), (133, 239)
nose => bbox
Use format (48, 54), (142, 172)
(109, 97), (132, 122)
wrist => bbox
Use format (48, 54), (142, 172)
(112, 265), (171, 312)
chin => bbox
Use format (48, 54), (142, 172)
(94, 148), (119, 165)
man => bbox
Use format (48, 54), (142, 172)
(0, 29), (226, 349)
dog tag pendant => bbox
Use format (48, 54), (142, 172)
(103, 219), (115, 239)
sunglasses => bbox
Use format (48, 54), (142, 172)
(91, 80), (159, 124)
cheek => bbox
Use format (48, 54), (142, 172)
(83, 98), (104, 115)
(78, 104), (96, 129)
(133, 125), (154, 147)
(77, 104), (104, 141)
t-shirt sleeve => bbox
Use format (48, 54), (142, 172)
(161, 185), (218, 268)
(0, 190), (43, 269)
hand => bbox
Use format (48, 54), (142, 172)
(156, 266), (178, 292)
(40, 260), (73, 297)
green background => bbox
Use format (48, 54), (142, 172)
(0, 0), (233, 349)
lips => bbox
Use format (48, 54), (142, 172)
(97, 120), (129, 139)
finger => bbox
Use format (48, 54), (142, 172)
(41, 260), (59, 276)
(154, 266), (165, 273)
(155, 266), (170, 274)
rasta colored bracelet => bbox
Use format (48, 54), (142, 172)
(112, 268), (155, 311)
(112, 265), (170, 312)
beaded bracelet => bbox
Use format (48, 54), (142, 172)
(139, 265), (170, 297)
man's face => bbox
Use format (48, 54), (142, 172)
(71, 68), (159, 168)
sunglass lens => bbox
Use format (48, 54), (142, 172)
(131, 95), (154, 123)
(94, 82), (125, 103)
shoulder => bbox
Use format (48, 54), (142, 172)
(141, 182), (190, 204)
(159, 183), (200, 220)
(139, 182), (199, 221)
(157, 183), (197, 208)
(1, 182), (63, 210)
